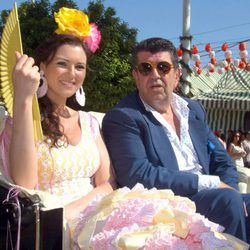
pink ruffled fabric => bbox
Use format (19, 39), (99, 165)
(103, 198), (159, 231)
(139, 204), (228, 250)
(90, 198), (161, 249)
(72, 185), (238, 250)
(140, 231), (188, 250)
(140, 215), (232, 250)
(91, 228), (123, 250)
(72, 194), (105, 250)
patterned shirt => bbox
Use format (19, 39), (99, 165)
(141, 94), (220, 191)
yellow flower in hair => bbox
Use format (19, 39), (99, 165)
(54, 7), (91, 39)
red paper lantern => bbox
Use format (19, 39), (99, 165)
(221, 42), (229, 52)
(224, 65), (230, 71)
(195, 59), (201, 67)
(209, 68), (215, 73)
(197, 68), (202, 75)
(226, 57), (232, 63)
(241, 57), (248, 63)
(177, 48), (183, 57)
(210, 57), (217, 65)
(191, 45), (198, 54)
(239, 42), (246, 51)
(205, 43), (212, 52)
(239, 61), (246, 69)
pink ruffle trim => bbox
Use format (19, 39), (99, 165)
(71, 184), (239, 250)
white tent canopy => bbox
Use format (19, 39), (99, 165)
(190, 69), (250, 132)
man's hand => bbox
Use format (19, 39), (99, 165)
(219, 181), (248, 217)
(219, 181), (235, 190)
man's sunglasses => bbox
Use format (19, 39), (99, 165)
(136, 61), (174, 76)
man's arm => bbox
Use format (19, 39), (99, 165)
(192, 100), (239, 190)
(208, 130), (239, 190)
(102, 109), (200, 197)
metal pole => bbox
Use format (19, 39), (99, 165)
(180, 0), (191, 95)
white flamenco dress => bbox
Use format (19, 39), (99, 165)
(230, 143), (245, 167)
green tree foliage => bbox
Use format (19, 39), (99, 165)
(18, 0), (54, 56)
(51, 0), (78, 13)
(0, 0), (137, 112)
(83, 1), (137, 112)
(0, 10), (10, 36)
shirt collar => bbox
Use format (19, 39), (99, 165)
(140, 93), (189, 114)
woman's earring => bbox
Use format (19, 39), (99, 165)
(75, 86), (86, 106)
(37, 70), (48, 98)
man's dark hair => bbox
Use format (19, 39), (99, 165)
(131, 37), (179, 69)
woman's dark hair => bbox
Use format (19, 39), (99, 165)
(131, 37), (179, 69)
(34, 34), (90, 147)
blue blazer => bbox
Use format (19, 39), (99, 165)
(102, 91), (239, 197)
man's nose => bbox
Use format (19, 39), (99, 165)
(151, 67), (160, 77)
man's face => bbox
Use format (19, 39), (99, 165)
(132, 51), (180, 111)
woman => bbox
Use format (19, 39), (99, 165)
(227, 131), (246, 167)
(1, 7), (115, 246)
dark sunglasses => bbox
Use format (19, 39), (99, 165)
(136, 61), (174, 76)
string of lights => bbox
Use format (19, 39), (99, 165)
(172, 22), (250, 79)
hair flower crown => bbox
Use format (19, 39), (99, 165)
(54, 7), (101, 53)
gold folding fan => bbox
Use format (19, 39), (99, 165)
(0, 2), (43, 141)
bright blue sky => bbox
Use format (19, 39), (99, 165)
(1, 0), (250, 66)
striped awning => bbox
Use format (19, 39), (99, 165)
(190, 69), (250, 132)
(190, 69), (250, 110)
(197, 94), (250, 110)
(190, 68), (250, 95)
(203, 108), (246, 133)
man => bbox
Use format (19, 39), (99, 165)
(102, 37), (250, 242)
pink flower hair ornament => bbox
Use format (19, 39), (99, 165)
(84, 23), (101, 53)
(54, 7), (101, 53)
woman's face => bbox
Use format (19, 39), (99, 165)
(233, 133), (240, 142)
(41, 44), (87, 103)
